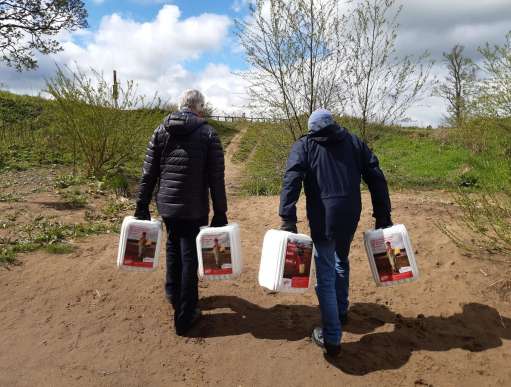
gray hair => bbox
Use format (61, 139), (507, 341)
(179, 89), (205, 113)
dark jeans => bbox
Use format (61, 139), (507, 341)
(163, 218), (201, 335)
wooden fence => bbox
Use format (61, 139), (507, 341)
(205, 115), (282, 123)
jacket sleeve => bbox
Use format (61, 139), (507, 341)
(207, 128), (228, 214)
(137, 126), (163, 207)
(359, 139), (392, 219)
(279, 139), (307, 223)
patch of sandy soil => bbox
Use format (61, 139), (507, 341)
(0, 144), (510, 386)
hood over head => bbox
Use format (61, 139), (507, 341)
(163, 107), (206, 136)
(307, 109), (347, 143)
(308, 108), (335, 133)
(308, 123), (348, 143)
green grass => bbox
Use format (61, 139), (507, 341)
(232, 124), (261, 163)
(45, 242), (76, 254)
(0, 90), (238, 187)
(209, 120), (240, 149)
(0, 217), (118, 265)
(237, 119), (511, 195)
(0, 192), (20, 202)
(373, 135), (471, 189)
(0, 247), (17, 266)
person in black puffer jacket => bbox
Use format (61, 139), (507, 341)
(134, 89), (228, 336)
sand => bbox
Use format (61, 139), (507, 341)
(0, 133), (510, 386)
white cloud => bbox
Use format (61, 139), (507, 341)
(92, 0), (105, 4)
(0, 5), (245, 113)
(58, 5), (231, 80)
(2, 1), (511, 125)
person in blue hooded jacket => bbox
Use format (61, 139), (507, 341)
(279, 109), (392, 357)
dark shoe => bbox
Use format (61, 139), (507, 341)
(176, 308), (202, 336)
(189, 308), (202, 327)
(311, 327), (341, 358)
(324, 342), (341, 358)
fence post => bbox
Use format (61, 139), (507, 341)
(112, 70), (119, 108)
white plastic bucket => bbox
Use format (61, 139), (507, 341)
(259, 230), (315, 293)
(363, 224), (419, 287)
(196, 223), (243, 280)
(117, 216), (162, 271)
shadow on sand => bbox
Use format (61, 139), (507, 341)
(190, 296), (511, 375)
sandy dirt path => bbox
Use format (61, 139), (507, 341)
(0, 137), (510, 386)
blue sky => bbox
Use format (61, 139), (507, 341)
(83, 0), (249, 71)
(1, 0), (510, 124)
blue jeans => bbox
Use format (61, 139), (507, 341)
(314, 234), (353, 345)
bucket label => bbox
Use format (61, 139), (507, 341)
(370, 233), (413, 282)
(122, 224), (159, 269)
(283, 237), (313, 289)
(200, 232), (233, 275)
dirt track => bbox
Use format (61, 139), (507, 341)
(1, 134), (511, 386)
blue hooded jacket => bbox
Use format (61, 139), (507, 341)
(279, 123), (391, 240)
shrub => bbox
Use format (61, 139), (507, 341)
(101, 170), (130, 197)
(46, 66), (163, 178)
(54, 173), (84, 189)
(440, 189), (511, 259)
(59, 189), (88, 209)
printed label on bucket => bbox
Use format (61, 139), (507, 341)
(282, 237), (313, 289)
(122, 224), (159, 268)
(370, 233), (414, 282)
(200, 232), (233, 275)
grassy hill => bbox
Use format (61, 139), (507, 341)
(232, 119), (511, 195)
(0, 90), (237, 176)
(1, 90), (509, 196)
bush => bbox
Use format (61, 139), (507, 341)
(59, 189), (88, 209)
(440, 189), (511, 258)
(101, 170), (130, 197)
(54, 173), (84, 189)
(46, 66), (163, 178)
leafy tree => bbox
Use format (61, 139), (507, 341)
(442, 32), (511, 259)
(436, 44), (477, 128)
(476, 31), (511, 118)
(0, 0), (87, 71)
(343, 0), (433, 141)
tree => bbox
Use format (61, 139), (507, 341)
(0, 0), (88, 71)
(343, 0), (433, 141)
(441, 32), (511, 259)
(46, 65), (158, 177)
(436, 44), (477, 128)
(476, 31), (511, 118)
(236, 0), (347, 140)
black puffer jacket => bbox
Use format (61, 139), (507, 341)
(137, 109), (227, 224)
